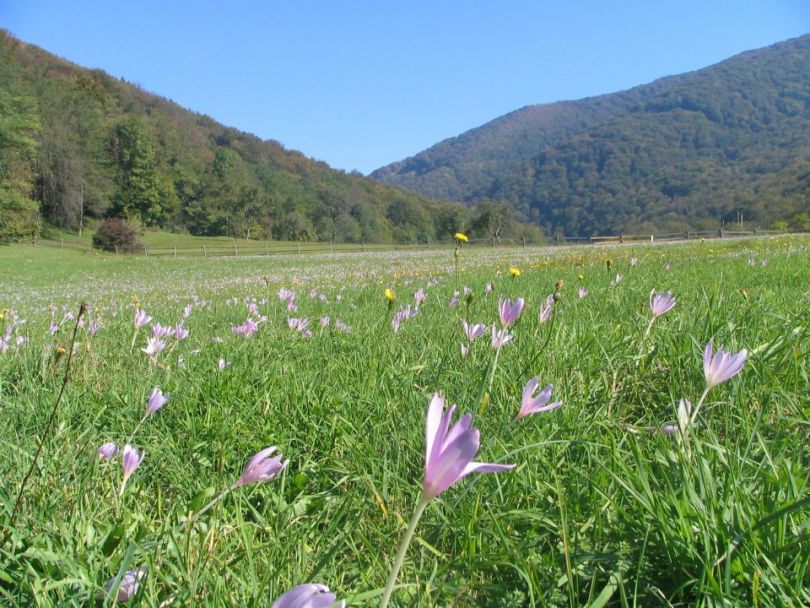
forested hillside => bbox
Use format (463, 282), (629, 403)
(373, 35), (810, 235)
(0, 30), (480, 244)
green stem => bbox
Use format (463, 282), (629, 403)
(473, 341), (501, 418)
(636, 317), (656, 364)
(689, 386), (712, 428)
(380, 497), (429, 608)
(192, 483), (238, 521)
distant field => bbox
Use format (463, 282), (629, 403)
(1, 235), (808, 606)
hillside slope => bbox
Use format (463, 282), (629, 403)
(0, 30), (468, 244)
(373, 35), (810, 234)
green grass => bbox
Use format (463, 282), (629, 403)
(1, 236), (808, 606)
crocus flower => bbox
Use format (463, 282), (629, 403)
(703, 339), (747, 388)
(134, 308), (151, 329)
(272, 583), (345, 608)
(414, 288), (427, 306)
(498, 297), (524, 327)
(183, 304), (193, 318)
(145, 387), (170, 416)
(460, 343), (469, 357)
(174, 321), (189, 341)
(578, 287), (588, 299)
(650, 290), (676, 317)
(538, 295), (553, 323)
(747, 258), (756, 266)
(217, 358), (232, 371)
(103, 565), (148, 603)
(151, 323), (174, 338)
(422, 394), (514, 500)
(448, 291), (460, 309)
(141, 337), (166, 361)
(517, 377), (562, 419)
(121, 444), (144, 490)
(87, 318), (101, 336)
(319, 316), (330, 327)
(611, 273), (623, 285)
(462, 319), (486, 342)
(235, 447), (288, 487)
(630, 257), (639, 267)
(233, 318), (259, 338)
(98, 442), (118, 461)
(491, 325), (513, 349)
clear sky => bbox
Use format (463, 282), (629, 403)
(3, 1), (809, 174)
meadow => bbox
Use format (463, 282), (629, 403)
(0, 236), (808, 606)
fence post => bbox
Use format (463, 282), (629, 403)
(234, 243), (238, 256)
(362, 241), (365, 252)
(297, 241), (301, 255)
(115, 245), (119, 255)
(685, 231), (689, 239)
(203, 245), (207, 257)
(144, 244), (148, 256)
(174, 245), (177, 258)
(522, 236), (526, 248)
(556, 234), (561, 246)
(265, 243), (269, 256)
(619, 234), (624, 244)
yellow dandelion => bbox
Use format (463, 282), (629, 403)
(454, 232), (469, 242)
(384, 288), (396, 302)
(509, 267), (522, 277)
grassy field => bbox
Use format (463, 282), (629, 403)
(1, 236), (808, 606)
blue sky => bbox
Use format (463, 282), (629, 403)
(3, 1), (809, 173)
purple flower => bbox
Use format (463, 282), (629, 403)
(233, 318), (259, 338)
(611, 273), (624, 286)
(288, 317), (310, 333)
(87, 318), (101, 336)
(235, 447), (288, 487)
(484, 282), (493, 294)
(151, 323), (174, 338)
(217, 358), (232, 371)
(97, 442), (118, 461)
(460, 343), (469, 357)
(491, 325), (513, 349)
(414, 288), (427, 305)
(145, 387), (170, 416)
(320, 316), (330, 327)
(650, 290), (676, 317)
(141, 337), (166, 361)
(518, 377), (562, 419)
(422, 394), (514, 500)
(134, 308), (151, 330)
(498, 297), (524, 328)
(271, 583), (345, 608)
(630, 257), (639, 267)
(174, 321), (189, 341)
(578, 287), (588, 299)
(747, 258), (756, 267)
(448, 291), (460, 309)
(462, 320), (486, 342)
(121, 444), (144, 490)
(761, 259), (768, 267)
(103, 565), (148, 603)
(183, 304), (193, 318)
(538, 295), (553, 323)
(703, 339), (747, 388)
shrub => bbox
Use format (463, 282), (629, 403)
(92, 218), (143, 252)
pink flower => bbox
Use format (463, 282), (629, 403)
(235, 447), (288, 487)
(271, 583), (345, 608)
(414, 288), (427, 305)
(448, 291), (460, 309)
(650, 290), (676, 317)
(233, 318), (259, 338)
(422, 394), (514, 500)
(151, 323), (174, 338)
(538, 295), (553, 323)
(460, 343), (469, 357)
(703, 339), (747, 388)
(174, 321), (189, 341)
(578, 287), (588, 299)
(141, 337), (166, 361)
(498, 297), (524, 327)
(518, 377), (562, 419)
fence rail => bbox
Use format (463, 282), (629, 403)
(29, 228), (797, 258)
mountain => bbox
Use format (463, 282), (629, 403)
(0, 30), (472, 244)
(372, 35), (810, 235)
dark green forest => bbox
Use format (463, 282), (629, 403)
(373, 35), (810, 235)
(0, 31), (536, 244)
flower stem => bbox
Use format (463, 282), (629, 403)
(473, 342), (501, 417)
(380, 497), (429, 608)
(689, 386), (712, 427)
(191, 483), (238, 521)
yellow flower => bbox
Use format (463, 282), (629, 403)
(577, 274), (585, 281)
(384, 288), (396, 302)
(454, 232), (469, 242)
(509, 267), (522, 277)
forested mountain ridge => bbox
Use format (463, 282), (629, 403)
(373, 35), (810, 235)
(0, 30), (481, 244)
